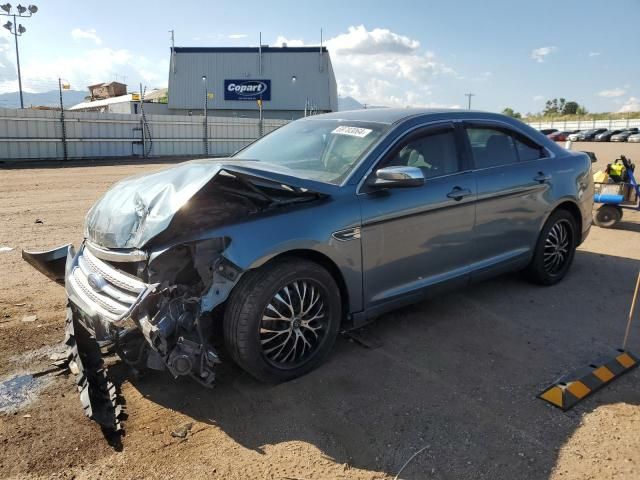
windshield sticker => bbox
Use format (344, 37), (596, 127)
(331, 126), (373, 138)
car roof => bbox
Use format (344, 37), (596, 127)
(312, 108), (512, 125)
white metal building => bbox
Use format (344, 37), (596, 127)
(167, 46), (338, 120)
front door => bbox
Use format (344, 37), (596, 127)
(358, 123), (476, 310)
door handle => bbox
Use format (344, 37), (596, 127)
(446, 187), (472, 201)
(533, 172), (551, 183)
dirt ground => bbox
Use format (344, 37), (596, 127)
(1, 145), (640, 479)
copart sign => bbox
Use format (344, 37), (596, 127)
(224, 79), (271, 101)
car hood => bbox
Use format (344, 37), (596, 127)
(84, 158), (334, 249)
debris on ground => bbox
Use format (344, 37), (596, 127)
(0, 246), (14, 253)
(21, 314), (38, 323)
(171, 422), (194, 439)
(34, 218), (44, 224)
(0, 373), (51, 413)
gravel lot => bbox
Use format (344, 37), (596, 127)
(1, 146), (640, 479)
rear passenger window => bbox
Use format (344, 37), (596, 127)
(466, 127), (545, 168)
(515, 138), (545, 162)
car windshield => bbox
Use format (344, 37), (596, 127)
(233, 118), (388, 184)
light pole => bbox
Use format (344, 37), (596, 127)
(202, 75), (208, 156)
(1, 3), (38, 109)
(58, 78), (69, 160)
(464, 92), (475, 110)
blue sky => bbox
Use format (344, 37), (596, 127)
(1, 0), (639, 113)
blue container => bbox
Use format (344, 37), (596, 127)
(594, 193), (624, 204)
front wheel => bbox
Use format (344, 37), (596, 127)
(223, 258), (341, 383)
(525, 210), (578, 286)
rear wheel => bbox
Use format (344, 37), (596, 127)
(592, 204), (622, 228)
(525, 210), (577, 286)
(223, 258), (341, 383)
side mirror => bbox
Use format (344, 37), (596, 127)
(370, 166), (425, 188)
(581, 151), (598, 163)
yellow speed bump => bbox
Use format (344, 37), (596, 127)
(538, 350), (638, 410)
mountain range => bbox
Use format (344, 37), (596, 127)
(0, 90), (88, 109)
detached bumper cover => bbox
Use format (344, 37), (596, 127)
(22, 243), (157, 432)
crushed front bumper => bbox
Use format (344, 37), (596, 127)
(23, 241), (224, 432)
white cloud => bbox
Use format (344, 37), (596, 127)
(275, 35), (305, 47)
(473, 71), (492, 82)
(322, 25), (458, 107)
(274, 26), (460, 107)
(533, 95), (545, 101)
(619, 97), (640, 113)
(327, 25), (420, 55)
(71, 28), (102, 45)
(588, 52), (601, 57)
(228, 34), (248, 39)
(0, 47), (169, 95)
(531, 46), (557, 63)
(598, 87), (626, 98)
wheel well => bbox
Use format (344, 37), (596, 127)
(268, 249), (350, 320)
(554, 201), (583, 238)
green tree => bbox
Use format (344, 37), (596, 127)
(576, 105), (588, 115)
(502, 107), (522, 119)
(544, 98), (559, 115)
(562, 101), (579, 115)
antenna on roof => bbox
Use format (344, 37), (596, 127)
(319, 28), (324, 72)
(170, 29), (176, 74)
(259, 32), (262, 75)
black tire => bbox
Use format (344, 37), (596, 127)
(592, 204), (622, 228)
(223, 258), (341, 383)
(525, 209), (578, 286)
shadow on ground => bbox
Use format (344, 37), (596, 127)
(116, 250), (640, 479)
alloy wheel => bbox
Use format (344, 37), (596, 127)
(260, 280), (328, 368)
(543, 219), (572, 275)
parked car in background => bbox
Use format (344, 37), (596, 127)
(579, 128), (608, 141)
(540, 128), (558, 135)
(21, 108), (595, 432)
(568, 130), (589, 141)
(611, 128), (639, 142)
(548, 131), (572, 142)
(628, 132), (640, 143)
(595, 129), (624, 142)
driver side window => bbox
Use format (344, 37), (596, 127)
(381, 127), (461, 180)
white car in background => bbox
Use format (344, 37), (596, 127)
(627, 133), (640, 143)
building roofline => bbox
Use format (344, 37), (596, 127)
(173, 46), (328, 54)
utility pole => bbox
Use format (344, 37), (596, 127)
(202, 75), (208, 156)
(257, 97), (263, 137)
(169, 29), (176, 74)
(1, 3), (38, 109)
(58, 78), (68, 161)
(465, 93), (475, 110)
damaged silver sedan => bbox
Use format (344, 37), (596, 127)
(23, 109), (594, 431)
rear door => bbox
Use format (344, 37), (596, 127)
(462, 122), (553, 279)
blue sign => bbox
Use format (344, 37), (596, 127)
(224, 79), (271, 101)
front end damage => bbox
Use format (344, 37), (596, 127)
(22, 160), (328, 432)
(24, 238), (239, 431)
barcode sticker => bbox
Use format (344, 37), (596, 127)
(331, 126), (372, 138)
